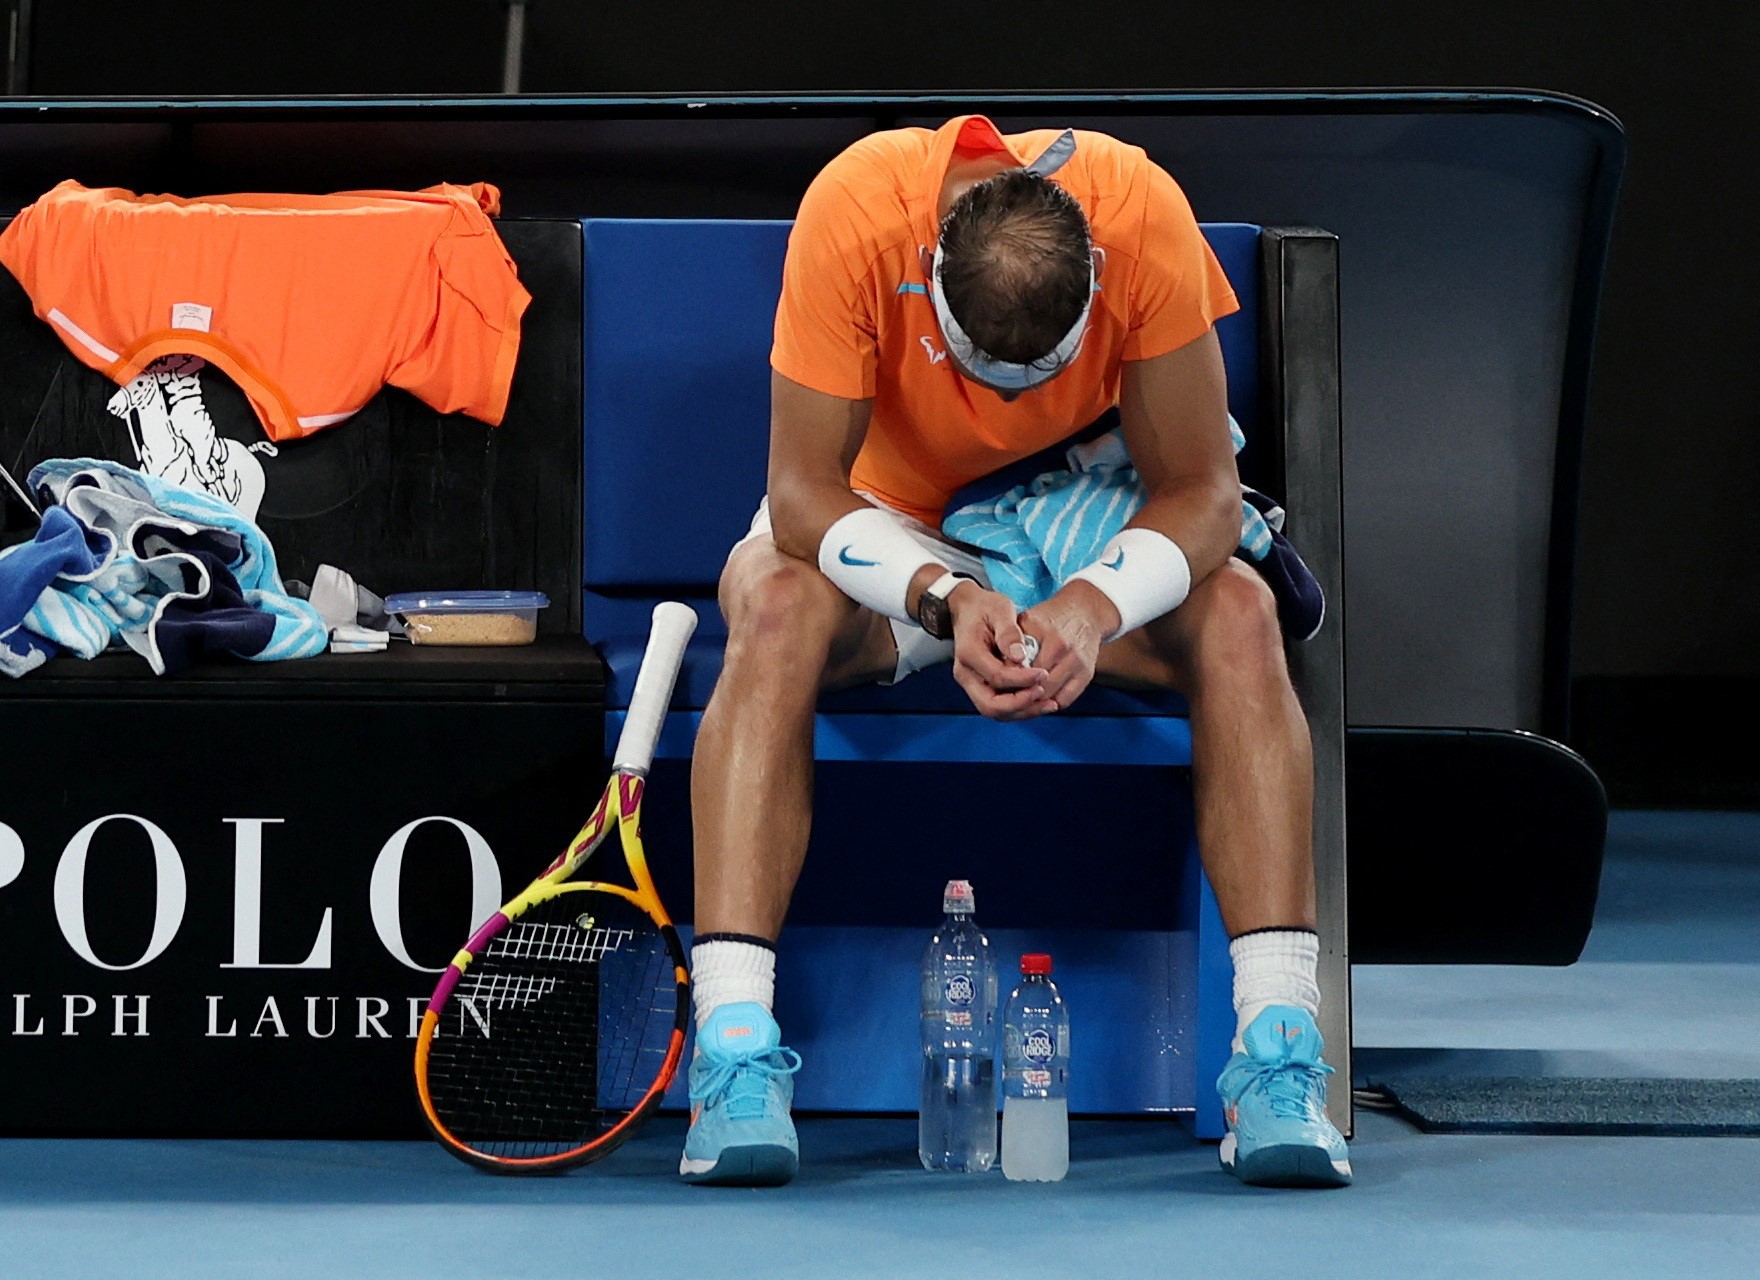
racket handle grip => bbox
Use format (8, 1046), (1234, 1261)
(612, 601), (699, 774)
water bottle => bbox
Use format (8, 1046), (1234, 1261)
(1001, 953), (1070, 1182)
(919, 879), (998, 1172)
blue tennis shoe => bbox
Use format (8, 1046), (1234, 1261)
(679, 1002), (802, 1186)
(1216, 1005), (1353, 1187)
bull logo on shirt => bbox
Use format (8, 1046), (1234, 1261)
(106, 354), (269, 519)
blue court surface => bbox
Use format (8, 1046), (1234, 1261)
(3, 811), (1757, 1280)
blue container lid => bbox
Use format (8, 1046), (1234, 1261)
(385, 590), (550, 614)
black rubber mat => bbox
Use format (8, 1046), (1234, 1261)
(1371, 1077), (1760, 1137)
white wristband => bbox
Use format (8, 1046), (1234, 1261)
(817, 507), (944, 624)
(1069, 527), (1192, 637)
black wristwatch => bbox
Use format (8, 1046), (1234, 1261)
(916, 570), (974, 640)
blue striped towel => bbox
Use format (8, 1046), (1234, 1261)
(942, 418), (1324, 641)
(0, 458), (330, 675)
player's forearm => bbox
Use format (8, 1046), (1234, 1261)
(765, 477), (870, 565)
(1127, 474), (1241, 584)
(764, 371), (876, 565)
(769, 478), (949, 624)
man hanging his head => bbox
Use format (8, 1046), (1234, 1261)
(679, 116), (1351, 1190)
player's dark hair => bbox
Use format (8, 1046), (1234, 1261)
(936, 169), (1092, 366)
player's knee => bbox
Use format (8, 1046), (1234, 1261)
(722, 556), (848, 656)
(1187, 561), (1283, 681)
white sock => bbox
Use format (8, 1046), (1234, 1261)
(1229, 929), (1320, 1054)
(690, 936), (776, 1030)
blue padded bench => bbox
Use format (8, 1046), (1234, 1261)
(580, 217), (1348, 1136)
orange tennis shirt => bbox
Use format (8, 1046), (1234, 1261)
(0, 180), (530, 443)
(772, 115), (1240, 525)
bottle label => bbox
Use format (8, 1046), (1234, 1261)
(946, 1011), (973, 1028)
(1023, 1027), (1056, 1064)
(944, 973), (975, 1007)
(1021, 1068), (1052, 1089)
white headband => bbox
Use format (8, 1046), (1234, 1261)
(930, 240), (1094, 392)
(926, 127), (1093, 393)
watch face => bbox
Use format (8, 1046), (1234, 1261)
(920, 595), (950, 640)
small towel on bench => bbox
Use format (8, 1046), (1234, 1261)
(942, 417), (1324, 641)
(0, 458), (329, 677)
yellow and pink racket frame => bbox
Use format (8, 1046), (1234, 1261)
(414, 602), (697, 1174)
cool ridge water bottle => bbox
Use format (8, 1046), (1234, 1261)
(919, 879), (998, 1172)
(1001, 953), (1070, 1182)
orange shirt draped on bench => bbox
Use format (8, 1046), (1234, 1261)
(0, 180), (531, 444)
(771, 115), (1240, 526)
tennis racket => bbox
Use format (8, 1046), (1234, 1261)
(415, 601), (697, 1175)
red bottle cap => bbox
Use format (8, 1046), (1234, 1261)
(1020, 953), (1052, 976)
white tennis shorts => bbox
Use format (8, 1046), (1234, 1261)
(732, 494), (990, 684)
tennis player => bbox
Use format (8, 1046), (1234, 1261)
(680, 115), (1351, 1189)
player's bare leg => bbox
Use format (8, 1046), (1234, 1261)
(1096, 557), (1314, 935)
(682, 538), (898, 1187)
(691, 539), (898, 941)
(1098, 557), (1348, 1187)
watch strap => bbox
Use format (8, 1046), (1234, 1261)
(916, 570), (974, 639)
(925, 570), (969, 603)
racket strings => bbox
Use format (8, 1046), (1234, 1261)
(492, 918), (641, 965)
(423, 893), (681, 1161)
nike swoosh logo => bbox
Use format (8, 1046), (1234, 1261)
(1102, 550), (1125, 570)
(838, 545), (880, 567)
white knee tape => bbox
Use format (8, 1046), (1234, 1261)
(1069, 527), (1192, 637)
(817, 507), (944, 624)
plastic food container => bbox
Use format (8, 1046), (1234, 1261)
(385, 590), (550, 647)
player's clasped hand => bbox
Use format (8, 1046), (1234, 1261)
(1015, 594), (1106, 716)
(948, 584), (1051, 720)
